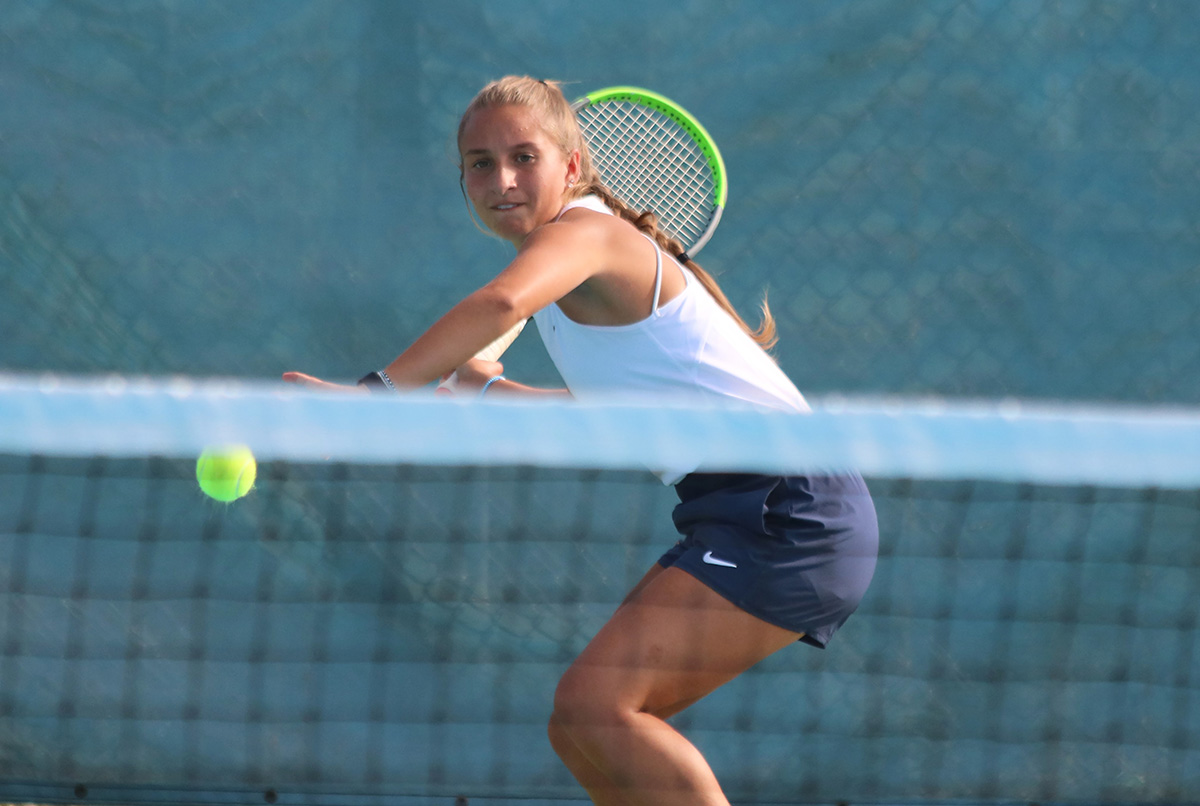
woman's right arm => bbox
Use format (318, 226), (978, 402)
(285, 213), (613, 394)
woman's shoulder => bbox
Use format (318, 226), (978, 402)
(521, 200), (629, 257)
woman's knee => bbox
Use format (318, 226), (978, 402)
(547, 710), (573, 757)
(548, 681), (606, 760)
(552, 663), (628, 733)
(552, 665), (599, 726)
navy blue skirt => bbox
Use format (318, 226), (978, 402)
(658, 473), (878, 648)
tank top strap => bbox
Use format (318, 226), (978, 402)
(641, 233), (665, 318)
(555, 194), (613, 221)
(557, 195), (668, 318)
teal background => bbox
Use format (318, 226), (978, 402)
(3, 1), (1198, 401)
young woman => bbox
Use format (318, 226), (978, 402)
(284, 76), (878, 806)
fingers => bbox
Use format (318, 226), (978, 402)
(282, 371), (327, 388)
(436, 359), (506, 397)
(460, 358), (505, 382)
(281, 372), (367, 395)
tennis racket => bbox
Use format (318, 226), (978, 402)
(442, 86), (726, 393)
(571, 85), (728, 261)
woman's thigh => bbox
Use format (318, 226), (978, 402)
(555, 566), (801, 720)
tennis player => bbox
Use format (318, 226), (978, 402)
(285, 76), (878, 806)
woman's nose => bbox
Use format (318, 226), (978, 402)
(495, 164), (518, 191)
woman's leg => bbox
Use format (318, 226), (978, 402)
(546, 564), (664, 806)
(546, 676), (711, 806)
(548, 563), (691, 806)
(548, 715), (632, 806)
(548, 564), (802, 806)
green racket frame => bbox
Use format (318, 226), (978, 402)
(572, 86), (728, 258)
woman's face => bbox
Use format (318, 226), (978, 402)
(460, 104), (579, 247)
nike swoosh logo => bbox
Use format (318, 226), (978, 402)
(702, 551), (738, 569)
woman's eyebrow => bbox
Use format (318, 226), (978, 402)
(463, 141), (541, 156)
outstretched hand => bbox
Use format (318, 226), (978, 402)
(282, 372), (368, 394)
(440, 358), (504, 395)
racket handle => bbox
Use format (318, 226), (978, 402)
(437, 319), (527, 394)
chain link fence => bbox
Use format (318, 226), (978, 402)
(3, 1), (1198, 402)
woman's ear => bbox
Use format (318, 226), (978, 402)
(565, 149), (582, 188)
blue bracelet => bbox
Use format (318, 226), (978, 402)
(479, 375), (506, 397)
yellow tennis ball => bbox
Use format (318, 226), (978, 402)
(196, 445), (257, 502)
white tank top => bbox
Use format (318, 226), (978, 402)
(532, 196), (809, 415)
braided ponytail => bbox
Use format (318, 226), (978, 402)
(581, 183), (778, 351)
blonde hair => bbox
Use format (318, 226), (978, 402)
(459, 76), (777, 350)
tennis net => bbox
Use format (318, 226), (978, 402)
(2, 374), (1198, 805)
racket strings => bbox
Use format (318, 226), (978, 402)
(579, 101), (717, 250)
(588, 108), (712, 233)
